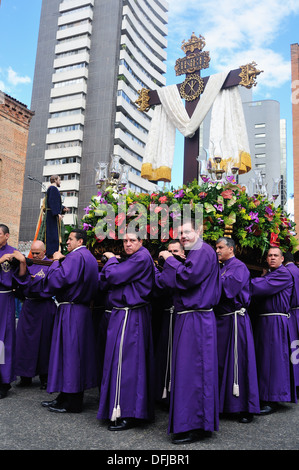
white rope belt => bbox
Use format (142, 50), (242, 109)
(162, 306), (174, 399)
(57, 301), (74, 307)
(219, 307), (246, 397)
(291, 307), (299, 310)
(110, 303), (149, 422)
(0, 290), (12, 294)
(177, 308), (213, 314)
(260, 312), (290, 318)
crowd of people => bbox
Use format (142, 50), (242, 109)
(0, 220), (299, 445)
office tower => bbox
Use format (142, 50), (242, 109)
(20, 0), (168, 241)
(239, 99), (284, 207)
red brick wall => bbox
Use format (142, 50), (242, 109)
(0, 95), (34, 247)
(291, 44), (299, 239)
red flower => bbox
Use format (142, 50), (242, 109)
(146, 225), (159, 236)
(158, 195), (168, 203)
(281, 217), (289, 228)
(109, 230), (117, 240)
(169, 227), (178, 239)
(115, 212), (126, 226)
(270, 232), (280, 247)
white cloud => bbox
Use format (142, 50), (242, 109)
(7, 66), (31, 86)
(166, 0), (298, 90)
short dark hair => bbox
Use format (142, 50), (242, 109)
(283, 251), (294, 263)
(168, 239), (184, 249)
(70, 229), (87, 245)
(216, 237), (236, 253)
(0, 224), (9, 234)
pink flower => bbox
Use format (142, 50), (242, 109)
(158, 196), (168, 203)
(221, 189), (234, 199)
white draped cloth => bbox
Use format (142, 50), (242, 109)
(209, 85), (251, 175)
(141, 70), (251, 182)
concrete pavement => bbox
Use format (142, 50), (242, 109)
(0, 378), (298, 452)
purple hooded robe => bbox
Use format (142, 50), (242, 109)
(29, 246), (99, 394)
(214, 256), (260, 414)
(251, 264), (297, 403)
(97, 245), (155, 422)
(0, 244), (18, 384)
(284, 261), (299, 387)
(155, 240), (221, 435)
(15, 259), (56, 378)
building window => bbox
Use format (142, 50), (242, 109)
(255, 153), (266, 159)
(48, 124), (83, 134)
(47, 141), (81, 150)
(255, 143), (265, 148)
(255, 133), (266, 138)
(255, 123), (265, 128)
(255, 163), (266, 169)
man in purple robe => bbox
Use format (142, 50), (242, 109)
(27, 229), (99, 413)
(0, 224), (26, 398)
(156, 220), (221, 444)
(153, 240), (185, 408)
(214, 237), (260, 423)
(251, 247), (297, 414)
(97, 232), (155, 431)
(283, 251), (299, 390)
(15, 240), (56, 389)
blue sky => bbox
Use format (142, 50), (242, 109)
(0, 0), (298, 200)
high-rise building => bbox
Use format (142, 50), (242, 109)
(239, 99), (285, 207)
(20, 0), (168, 241)
(291, 43), (299, 233)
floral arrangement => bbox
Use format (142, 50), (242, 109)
(81, 177), (298, 263)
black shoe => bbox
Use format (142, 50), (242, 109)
(108, 418), (136, 431)
(259, 402), (278, 415)
(238, 412), (253, 423)
(41, 398), (61, 408)
(39, 375), (47, 390)
(172, 429), (212, 444)
(16, 377), (32, 387)
(47, 401), (82, 413)
(0, 384), (11, 399)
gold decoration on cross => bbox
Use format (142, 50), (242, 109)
(239, 62), (263, 89)
(180, 74), (205, 101)
(135, 88), (150, 112)
(181, 33), (206, 54)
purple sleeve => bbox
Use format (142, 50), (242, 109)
(222, 265), (249, 300)
(157, 248), (213, 290)
(251, 268), (292, 297)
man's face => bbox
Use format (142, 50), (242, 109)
(66, 232), (82, 252)
(123, 233), (142, 255)
(179, 223), (199, 250)
(168, 242), (184, 257)
(216, 241), (234, 262)
(267, 248), (284, 269)
(0, 228), (9, 249)
(31, 245), (46, 260)
(55, 177), (61, 187)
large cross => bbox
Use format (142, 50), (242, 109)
(135, 33), (262, 185)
